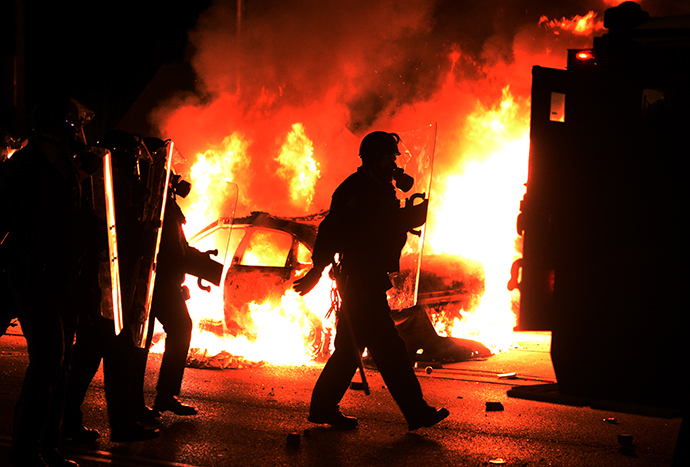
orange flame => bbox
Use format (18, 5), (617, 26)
(183, 133), (250, 235)
(171, 268), (335, 366)
(426, 86), (529, 351)
(275, 123), (320, 212)
(539, 11), (605, 36)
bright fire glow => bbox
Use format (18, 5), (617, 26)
(148, 6), (609, 366)
(426, 87), (529, 352)
(183, 133), (250, 235)
(275, 123), (320, 212)
(156, 86), (529, 362)
(160, 267), (336, 366)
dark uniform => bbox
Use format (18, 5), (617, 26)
(131, 182), (211, 416)
(2, 97), (91, 467)
(294, 131), (448, 431)
(62, 130), (159, 443)
(149, 197), (198, 414)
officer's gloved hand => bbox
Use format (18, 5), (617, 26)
(402, 193), (428, 231)
(293, 268), (322, 296)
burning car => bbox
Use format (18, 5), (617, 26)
(186, 211), (491, 365)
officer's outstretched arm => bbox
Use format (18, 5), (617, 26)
(294, 212), (339, 296)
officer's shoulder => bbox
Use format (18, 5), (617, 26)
(333, 173), (366, 201)
(337, 171), (369, 191)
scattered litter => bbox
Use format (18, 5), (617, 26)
(286, 432), (300, 448)
(488, 458), (507, 464)
(498, 372), (517, 379)
(485, 401), (504, 412)
(618, 433), (633, 446)
(186, 349), (264, 369)
(415, 361), (443, 369)
(350, 381), (368, 391)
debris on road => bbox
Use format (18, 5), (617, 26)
(286, 432), (301, 448)
(486, 401), (504, 412)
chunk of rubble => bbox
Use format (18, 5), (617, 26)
(485, 401), (504, 412)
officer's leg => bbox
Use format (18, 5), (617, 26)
(150, 287), (196, 416)
(102, 324), (138, 432)
(42, 303), (79, 448)
(11, 286), (64, 459)
(309, 318), (359, 418)
(365, 310), (430, 420)
(154, 289), (192, 398)
(102, 324), (160, 442)
(358, 290), (445, 428)
(63, 316), (104, 438)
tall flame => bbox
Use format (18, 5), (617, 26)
(425, 86), (529, 351)
(275, 123), (320, 212)
(183, 133), (250, 235)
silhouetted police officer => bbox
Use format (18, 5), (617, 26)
(148, 177), (198, 415)
(130, 137), (220, 418)
(293, 131), (449, 431)
(62, 130), (160, 443)
(2, 95), (92, 467)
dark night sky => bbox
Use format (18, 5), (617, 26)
(14, 1), (211, 140)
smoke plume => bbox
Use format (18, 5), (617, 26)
(151, 0), (687, 218)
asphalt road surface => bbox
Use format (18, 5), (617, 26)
(0, 327), (682, 466)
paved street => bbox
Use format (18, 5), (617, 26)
(0, 327), (682, 466)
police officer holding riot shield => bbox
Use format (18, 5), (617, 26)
(129, 137), (221, 418)
(62, 130), (160, 443)
(293, 131), (449, 431)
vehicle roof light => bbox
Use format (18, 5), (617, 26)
(576, 50), (595, 61)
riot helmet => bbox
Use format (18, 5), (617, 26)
(359, 131), (414, 192)
(96, 130), (141, 174)
(141, 137), (191, 198)
(142, 137), (166, 154)
(30, 95), (93, 145)
(359, 131), (401, 163)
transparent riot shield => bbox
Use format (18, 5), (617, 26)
(213, 180), (238, 275)
(386, 123), (437, 311)
(96, 147), (125, 335)
(186, 181), (239, 284)
(184, 181), (238, 337)
(132, 140), (174, 348)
